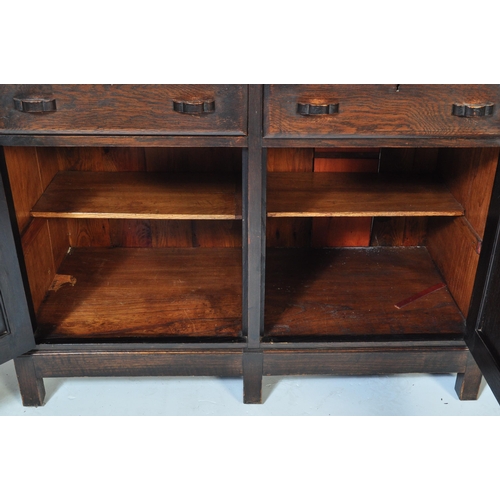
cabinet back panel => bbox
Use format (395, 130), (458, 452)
(35, 147), (243, 248)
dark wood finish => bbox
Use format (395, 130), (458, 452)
(264, 85), (500, 139)
(32, 172), (242, 220)
(297, 102), (339, 115)
(1, 84), (500, 409)
(30, 349), (244, 378)
(262, 347), (468, 375)
(0, 85), (248, 136)
(13, 97), (57, 113)
(245, 85), (265, 349)
(464, 148), (500, 404)
(267, 172), (463, 217)
(243, 351), (263, 404)
(265, 247), (465, 338)
(455, 352), (483, 400)
(0, 135), (248, 148)
(452, 103), (495, 117)
(173, 99), (215, 115)
(0, 148), (36, 364)
(36, 248), (242, 341)
(14, 355), (45, 406)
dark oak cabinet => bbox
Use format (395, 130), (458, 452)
(1, 84), (500, 407)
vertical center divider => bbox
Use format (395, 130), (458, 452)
(244, 85), (266, 349)
(242, 85), (266, 403)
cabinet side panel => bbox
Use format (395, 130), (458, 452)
(3, 147), (42, 233)
(427, 217), (481, 317)
(438, 148), (500, 239)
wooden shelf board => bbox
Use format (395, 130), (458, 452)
(265, 247), (465, 337)
(36, 247), (242, 341)
(267, 172), (464, 217)
(31, 172), (242, 220)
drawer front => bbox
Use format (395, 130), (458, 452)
(0, 85), (247, 136)
(264, 84), (500, 138)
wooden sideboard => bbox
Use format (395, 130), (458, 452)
(1, 84), (500, 407)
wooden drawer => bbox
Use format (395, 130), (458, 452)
(264, 85), (500, 139)
(0, 85), (247, 136)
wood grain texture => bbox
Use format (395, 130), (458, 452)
(36, 248), (242, 341)
(312, 148), (379, 247)
(455, 352), (483, 400)
(427, 217), (481, 316)
(31, 349), (244, 378)
(109, 220), (152, 248)
(370, 148), (439, 247)
(67, 219), (112, 247)
(0, 135), (248, 148)
(31, 172), (242, 220)
(3, 147), (42, 233)
(267, 172), (463, 217)
(262, 347), (468, 375)
(370, 217), (428, 247)
(266, 148), (313, 247)
(59, 147), (147, 172)
(265, 247), (465, 338)
(264, 85), (500, 139)
(438, 147), (499, 238)
(22, 220), (58, 313)
(145, 147), (242, 173)
(0, 85), (248, 136)
(14, 356), (46, 406)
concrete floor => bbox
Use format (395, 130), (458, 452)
(1, 359), (499, 415)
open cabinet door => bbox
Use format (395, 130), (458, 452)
(467, 160), (500, 404)
(0, 153), (35, 365)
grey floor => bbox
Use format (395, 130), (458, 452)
(1, 359), (499, 415)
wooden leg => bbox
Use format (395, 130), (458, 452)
(14, 356), (46, 407)
(243, 351), (263, 404)
(455, 352), (483, 401)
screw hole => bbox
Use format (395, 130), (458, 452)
(396, 85), (400, 92)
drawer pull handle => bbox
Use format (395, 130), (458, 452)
(173, 99), (215, 114)
(297, 102), (339, 115)
(452, 103), (494, 117)
(13, 97), (57, 113)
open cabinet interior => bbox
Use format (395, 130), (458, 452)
(3, 146), (243, 343)
(265, 147), (500, 341)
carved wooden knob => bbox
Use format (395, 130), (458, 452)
(13, 97), (57, 113)
(452, 103), (494, 117)
(173, 99), (215, 114)
(297, 102), (339, 116)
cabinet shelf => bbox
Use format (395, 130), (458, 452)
(267, 172), (464, 217)
(31, 171), (242, 220)
(265, 247), (465, 339)
(35, 247), (242, 342)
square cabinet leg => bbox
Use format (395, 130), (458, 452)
(14, 356), (46, 407)
(455, 353), (482, 401)
(243, 351), (263, 404)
